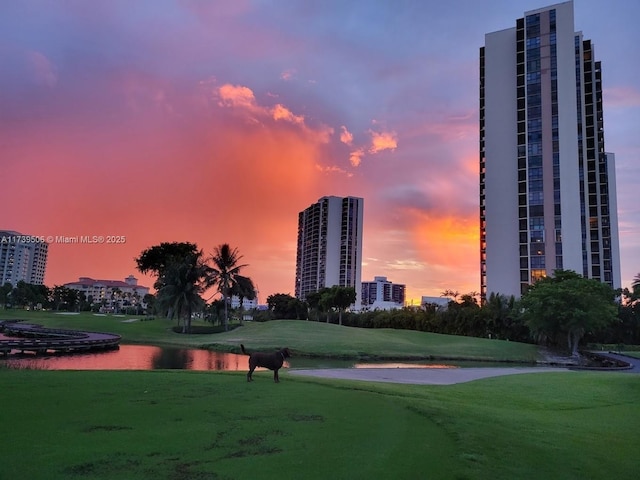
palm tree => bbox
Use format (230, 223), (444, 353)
(633, 273), (640, 295)
(110, 287), (122, 314)
(230, 275), (256, 325)
(157, 252), (207, 333)
(207, 244), (248, 331)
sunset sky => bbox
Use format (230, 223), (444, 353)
(1, 0), (638, 304)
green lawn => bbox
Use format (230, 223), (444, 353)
(1, 369), (638, 480)
(0, 310), (540, 362)
(2, 310), (639, 479)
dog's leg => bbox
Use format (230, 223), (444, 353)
(247, 365), (255, 382)
(274, 368), (279, 383)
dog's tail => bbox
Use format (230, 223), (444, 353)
(240, 344), (248, 355)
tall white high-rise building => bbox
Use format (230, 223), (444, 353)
(0, 230), (48, 286)
(480, 1), (621, 300)
(295, 196), (364, 307)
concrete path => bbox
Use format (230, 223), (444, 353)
(290, 351), (640, 385)
(288, 366), (569, 385)
(592, 351), (640, 373)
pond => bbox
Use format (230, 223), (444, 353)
(0, 344), (504, 371)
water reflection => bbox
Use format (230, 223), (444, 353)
(353, 362), (457, 369)
(2, 345), (258, 371)
(1, 344), (522, 371)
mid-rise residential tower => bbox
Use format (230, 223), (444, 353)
(361, 276), (405, 311)
(295, 196), (364, 307)
(0, 230), (48, 287)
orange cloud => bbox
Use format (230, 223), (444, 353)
(339, 126), (397, 167)
(272, 103), (304, 124)
(316, 164), (353, 177)
(361, 205), (479, 303)
(349, 148), (365, 167)
(0, 76), (343, 302)
(412, 214), (478, 279)
(369, 130), (398, 153)
(214, 82), (333, 143)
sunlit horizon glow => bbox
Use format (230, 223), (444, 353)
(1, 1), (638, 306)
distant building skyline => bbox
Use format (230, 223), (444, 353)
(63, 275), (150, 310)
(295, 196), (364, 307)
(0, 230), (48, 287)
(480, 1), (621, 299)
(361, 276), (406, 310)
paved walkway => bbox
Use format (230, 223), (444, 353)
(593, 351), (640, 373)
(288, 366), (569, 385)
(289, 351), (640, 385)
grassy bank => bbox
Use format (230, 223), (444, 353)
(1, 369), (638, 480)
(0, 310), (540, 362)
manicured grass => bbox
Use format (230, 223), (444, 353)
(1, 369), (638, 479)
(0, 310), (540, 362)
(210, 319), (540, 362)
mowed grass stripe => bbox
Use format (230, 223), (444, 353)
(1, 369), (639, 479)
(1, 370), (457, 480)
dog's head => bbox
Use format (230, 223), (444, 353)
(280, 347), (291, 359)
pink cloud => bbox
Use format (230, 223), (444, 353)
(27, 50), (57, 87)
(340, 125), (353, 145)
(280, 69), (296, 81)
(604, 86), (640, 107)
(217, 83), (257, 109)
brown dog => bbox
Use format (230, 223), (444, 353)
(241, 344), (291, 382)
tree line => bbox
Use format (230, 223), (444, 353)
(255, 270), (640, 355)
(0, 281), (152, 314)
(3, 236), (639, 355)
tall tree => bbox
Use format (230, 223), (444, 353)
(266, 293), (306, 320)
(306, 290), (323, 321)
(156, 252), (207, 333)
(206, 244), (247, 331)
(0, 282), (13, 307)
(207, 298), (226, 325)
(50, 285), (72, 311)
(142, 293), (156, 316)
(330, 286), (357, 326)
(318, 288), (335, 323)
(136, 242), (202, 319)
(135, 242), (200, 290)
(517, 270), (618, 356)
